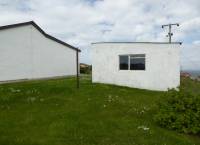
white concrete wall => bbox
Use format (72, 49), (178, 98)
(92, 43), (181, 91)
(0, 25), (78, 82)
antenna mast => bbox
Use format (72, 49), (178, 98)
(162, 23), (179, 43)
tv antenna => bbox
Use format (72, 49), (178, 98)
(162, 23), (179, 43)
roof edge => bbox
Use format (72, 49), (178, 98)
(91, 42), (182, 45)
(0, 21), (81, 52)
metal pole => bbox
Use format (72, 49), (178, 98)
(76, 50), (79, 89)
(169, 25), (171, 43)
(162, 23), (179, 43)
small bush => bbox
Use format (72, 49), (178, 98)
(154, 89), (200, 134)
(80, 66), (91, 74)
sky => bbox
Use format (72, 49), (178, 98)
(0, 0), (200, 70)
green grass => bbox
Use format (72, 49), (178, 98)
(0, 75), (199, 145)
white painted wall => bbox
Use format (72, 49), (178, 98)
(92, 43), (181, 91)
(0, 25), (78, 82)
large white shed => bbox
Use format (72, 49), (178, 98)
(91, 42), (181, 91)
(0, 21), (80, 83)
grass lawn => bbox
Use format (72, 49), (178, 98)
(0, 75), (199, 145)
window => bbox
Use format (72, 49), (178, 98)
(119, 54), (145, 70)
(130, 54), (145, 70)
(119, 55), (129, 70)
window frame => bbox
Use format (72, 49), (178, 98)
(119, 54), (146, 71)
(119, 55), (129, 70)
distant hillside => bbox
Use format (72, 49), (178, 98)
(182, 70), (200, 78)
(80, 63), (91, 68)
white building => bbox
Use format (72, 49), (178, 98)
(0, 21), (80, 82)
(91, 42), (181, 91)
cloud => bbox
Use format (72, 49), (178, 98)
(193, 40), (200, 45)
(181, 43), (200, 70)
(0, 0), (200, 69)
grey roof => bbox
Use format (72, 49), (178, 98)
(0, 21), (81, 52)
(92, 42), (182, 45)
